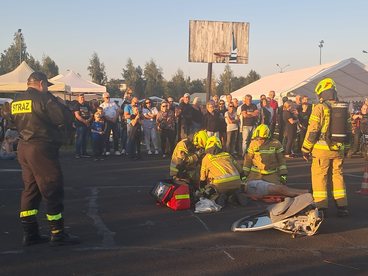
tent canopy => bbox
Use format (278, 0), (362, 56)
(51, 71), (106, 94)
(231, 58), (368, 102)
(0, 61), (69, 92)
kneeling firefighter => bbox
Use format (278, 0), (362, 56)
(200, 136), (248, 207)
(243, 124), (288, 185)
(301, 78), (351, 217)
(170, 130), (208, 185)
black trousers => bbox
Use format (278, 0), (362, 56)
(92, 135), (104, 157)
(160, 129), (176, 154)
(104, 121), (119, 152)
(18, 141), (64, 216)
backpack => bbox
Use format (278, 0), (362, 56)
(150, 179), (191, 211)
(324, 101), (349, 144)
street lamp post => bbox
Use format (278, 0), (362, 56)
(276, 64), (290, 73)
(18, 29), (22, 65)
(318, 40), (324, 65)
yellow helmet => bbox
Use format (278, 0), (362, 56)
(205, 136), (222, 151)
(252, 124), (271, 139)
(315, 78), (336, 95)
(193, 130), (208, 149)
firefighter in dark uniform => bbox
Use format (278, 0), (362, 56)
(11, 72), (80, 246)
(301, 78), (351, 217)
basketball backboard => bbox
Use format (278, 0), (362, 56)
(189, 20), (249, 64)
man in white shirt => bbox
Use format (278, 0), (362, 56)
(100, 92), (121, 155)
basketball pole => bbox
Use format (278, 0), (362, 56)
(206, 62), (212, 102)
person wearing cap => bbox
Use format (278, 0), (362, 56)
(10, 71), (80, 246)
(301, 78), (351, 217)
(100, 92), (121, 156)
(73, 94), (93, 158)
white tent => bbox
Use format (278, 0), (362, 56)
(231, 58), (368, 102)
(0, 61), (69, 92)
(51, 70), (106, 94)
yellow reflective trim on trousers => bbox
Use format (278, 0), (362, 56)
(213, 175), (240, 184)
(243, 167), (251, 172)
(313, 191), (327, 198)
(277, 148), (284, 153)
(46, 213), (62, 221)
(20, 209), (38, 218)
(175, 194), (190, 199)
(333, 189), (346, 199)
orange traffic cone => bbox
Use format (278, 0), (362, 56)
(357, 164), (368, 195)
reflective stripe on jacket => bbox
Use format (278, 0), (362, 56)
(170, 139), (198, 177)
(200, 152), (242, 186)
(243, 138), (287, 183)
(302, 102), (350, 153)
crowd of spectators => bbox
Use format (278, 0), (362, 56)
(1, 91), (368, 161)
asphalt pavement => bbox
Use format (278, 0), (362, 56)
(0, 152), (367, 276)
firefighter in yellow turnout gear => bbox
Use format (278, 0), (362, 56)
(200, 136), (248, 207)
(242, 124), (308, 198)
(170, 130), (208, 184)
(301, 78), (350, 217)
(243, 124), (288, 185)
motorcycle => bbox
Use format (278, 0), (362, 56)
(231, 193), (323, 238)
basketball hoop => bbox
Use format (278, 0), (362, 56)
(214, 52), (230, 63)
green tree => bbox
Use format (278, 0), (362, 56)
(0, 30), (28, 74)
(143, 59), (164, 98)
(41, 55), (59, 78)
(87, 52), (107, 85)
(204, 73), (217, 97)
(188, 79), (205, 94)
(245, 69), (261, 85)
(166, 69), (188, 99)
(27, 55), (41, 72)
(231, 76), (247, 92)
(122, 58), (145, 99)
(106, 78), (124, 98)
(217, 64), (234, 95)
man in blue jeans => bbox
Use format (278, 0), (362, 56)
(73, 94), (92, 158)
(240, 94), (259, 156)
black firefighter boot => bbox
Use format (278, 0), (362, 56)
(22, 218), (49, 246)
(49, 218), (81, 246)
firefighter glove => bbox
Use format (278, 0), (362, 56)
(240, 173), (247, 183)
(302, 152), (310, 162)
(280, 174), (287, 184)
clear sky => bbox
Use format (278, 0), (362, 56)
(1, 0), (368, 82)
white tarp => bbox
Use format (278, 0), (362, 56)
(231, 58), (368, 102)
(0, 61), (69, 92)
(51, 70), (106, 94)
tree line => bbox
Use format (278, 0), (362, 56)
(0, 30), (260, 99)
